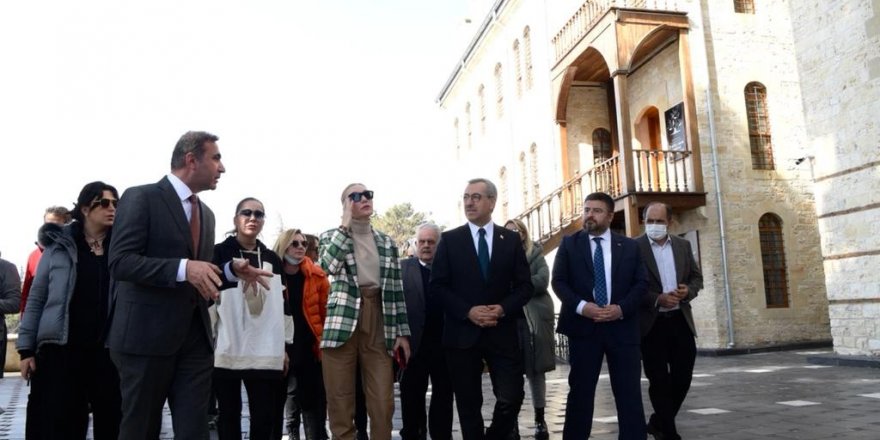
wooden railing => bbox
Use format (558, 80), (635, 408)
(552, 0), (683, 62)
(516, 156), (620, 245)
(633, 148), (693, 192)
(515, 149), (696, 246)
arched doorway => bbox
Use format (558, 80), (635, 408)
(634, 106), (663, 191)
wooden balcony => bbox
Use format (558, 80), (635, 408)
(552, 0), (685, 64)
(515, 149), (705, 251)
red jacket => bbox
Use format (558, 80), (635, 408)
(20, 247), (42, 315)
(297, 257), (330, 359)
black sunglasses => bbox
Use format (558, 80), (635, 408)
(289, 240), (308, 248)
(348, 190), (374, 202)
(238, 209), (266, 219)
(90, 198), (118, 209)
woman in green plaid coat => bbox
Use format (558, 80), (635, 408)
(318, 183), (411, 440)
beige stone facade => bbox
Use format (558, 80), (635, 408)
(438, 0), (846, 350)
(787, 0), (880, 356)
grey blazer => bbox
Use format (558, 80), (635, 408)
(401, 257), (427, 355)
(636, 234), (703, 338)
(107, 176), (216, 356)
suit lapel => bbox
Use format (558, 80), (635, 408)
(610, 233), (624, 282)
(639, 236), (662, 285)
(672, 236), (688, 282)
(158, 177), (195, 258)
(487, 224), (507, 282)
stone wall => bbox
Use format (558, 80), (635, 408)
(787, 0), (880, 356)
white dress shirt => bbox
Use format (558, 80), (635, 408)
(576, 228), (613, 315)
(467, 221), (494, 259)
(650, 236), (679, 312)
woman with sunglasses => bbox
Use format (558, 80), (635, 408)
(17, 181), (122, 439)
(273, 229), (331, 440)
(212, 197), (288, 440)
(319, 183), (411, 440)
(504, 219), (555, 440)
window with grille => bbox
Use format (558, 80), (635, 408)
(744, 82), (774, 169)
(523, 27), (533, 90)
(465, 102), (472, 149)
(499, 167), (509, 221)
(454, 118), (460, 157)
(513, 40), (522, 98)
(759, 213), (789, 308)
(494, 63), (504, 119)
(478, 85), (486, 134)
(734, 0), (755, 14)
(519, 152), (528, 205)
(592, 128), (613, 163)
(529, 144), (540, 203)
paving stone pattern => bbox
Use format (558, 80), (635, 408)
(0, 350), (878, 439)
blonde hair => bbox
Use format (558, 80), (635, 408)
(505, 218), (533, 255)
(340, 183), (366, 204)
(272, 228), (304, 257)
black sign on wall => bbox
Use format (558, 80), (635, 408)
(665, 102), (687, 151)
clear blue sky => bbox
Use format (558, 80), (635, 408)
(0, 0), (477, 270)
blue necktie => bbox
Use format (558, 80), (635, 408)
(593, 237), (607, 306)
(478, 228), (490, 281)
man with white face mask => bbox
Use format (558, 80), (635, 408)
(637, 202), (703, 440)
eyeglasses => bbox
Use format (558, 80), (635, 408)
(289, 240), (308, 248)
(238, 209), (266, 219)
(90, 198), (118, 209)
(417, 239), (437, 245)
(348, 190), (374, 202)
(463, 193), (491, 202)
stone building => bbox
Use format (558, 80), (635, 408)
(435, 0), (863, 351)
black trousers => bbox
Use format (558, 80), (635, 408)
(399, 339), (454, 440)
(111, 314), (213, 440)
(214, 373), (285, 440)
(446, 335), (524, 440)
(641, 310), (696, 440)
(27, 344), (121, 440)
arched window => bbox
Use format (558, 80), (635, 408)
(745, 82), (774, 169)
(592, 128), (612, 163)
(523, 26), (533, 90)
(465, 102), (472, 149)
(734, 0), (755, 14)
(513, 40), (522, 98)
(529, 143), (540, 203)
(494, 63), (504, 118)
(478, 84), (486, 134)
(453, 118), (460, 157)
(519, 152), (528, 206)
(499, 167), (509, 221)
(759, 213), (789, 308)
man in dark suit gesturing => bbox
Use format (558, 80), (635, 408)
(637, 202), (703, 440)
(430, 178), (533, 440)
(552, 192), (647, 440)
(108, 131), (270, 439)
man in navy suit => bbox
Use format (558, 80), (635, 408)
(552, 192), (647, 440)
(108, 131), (270, 439)
(430, 178), (533, 440)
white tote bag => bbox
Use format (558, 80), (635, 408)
(214, 259), (286, 371)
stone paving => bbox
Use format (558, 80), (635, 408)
(0, 349), (878, 439)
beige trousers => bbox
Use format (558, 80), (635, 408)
(322, 288), (394, 440)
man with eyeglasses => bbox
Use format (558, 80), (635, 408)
(552, 192), (647, 440)
(399, 223), (454, 440)
(318, 183), (411, 440)
(430, 178), (533, 440)
(107, 131), (271, 439)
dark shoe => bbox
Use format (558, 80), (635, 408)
(534, 420), (549, 440)
(356, 431), (369, 440)
(646, 420), (665, 440)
